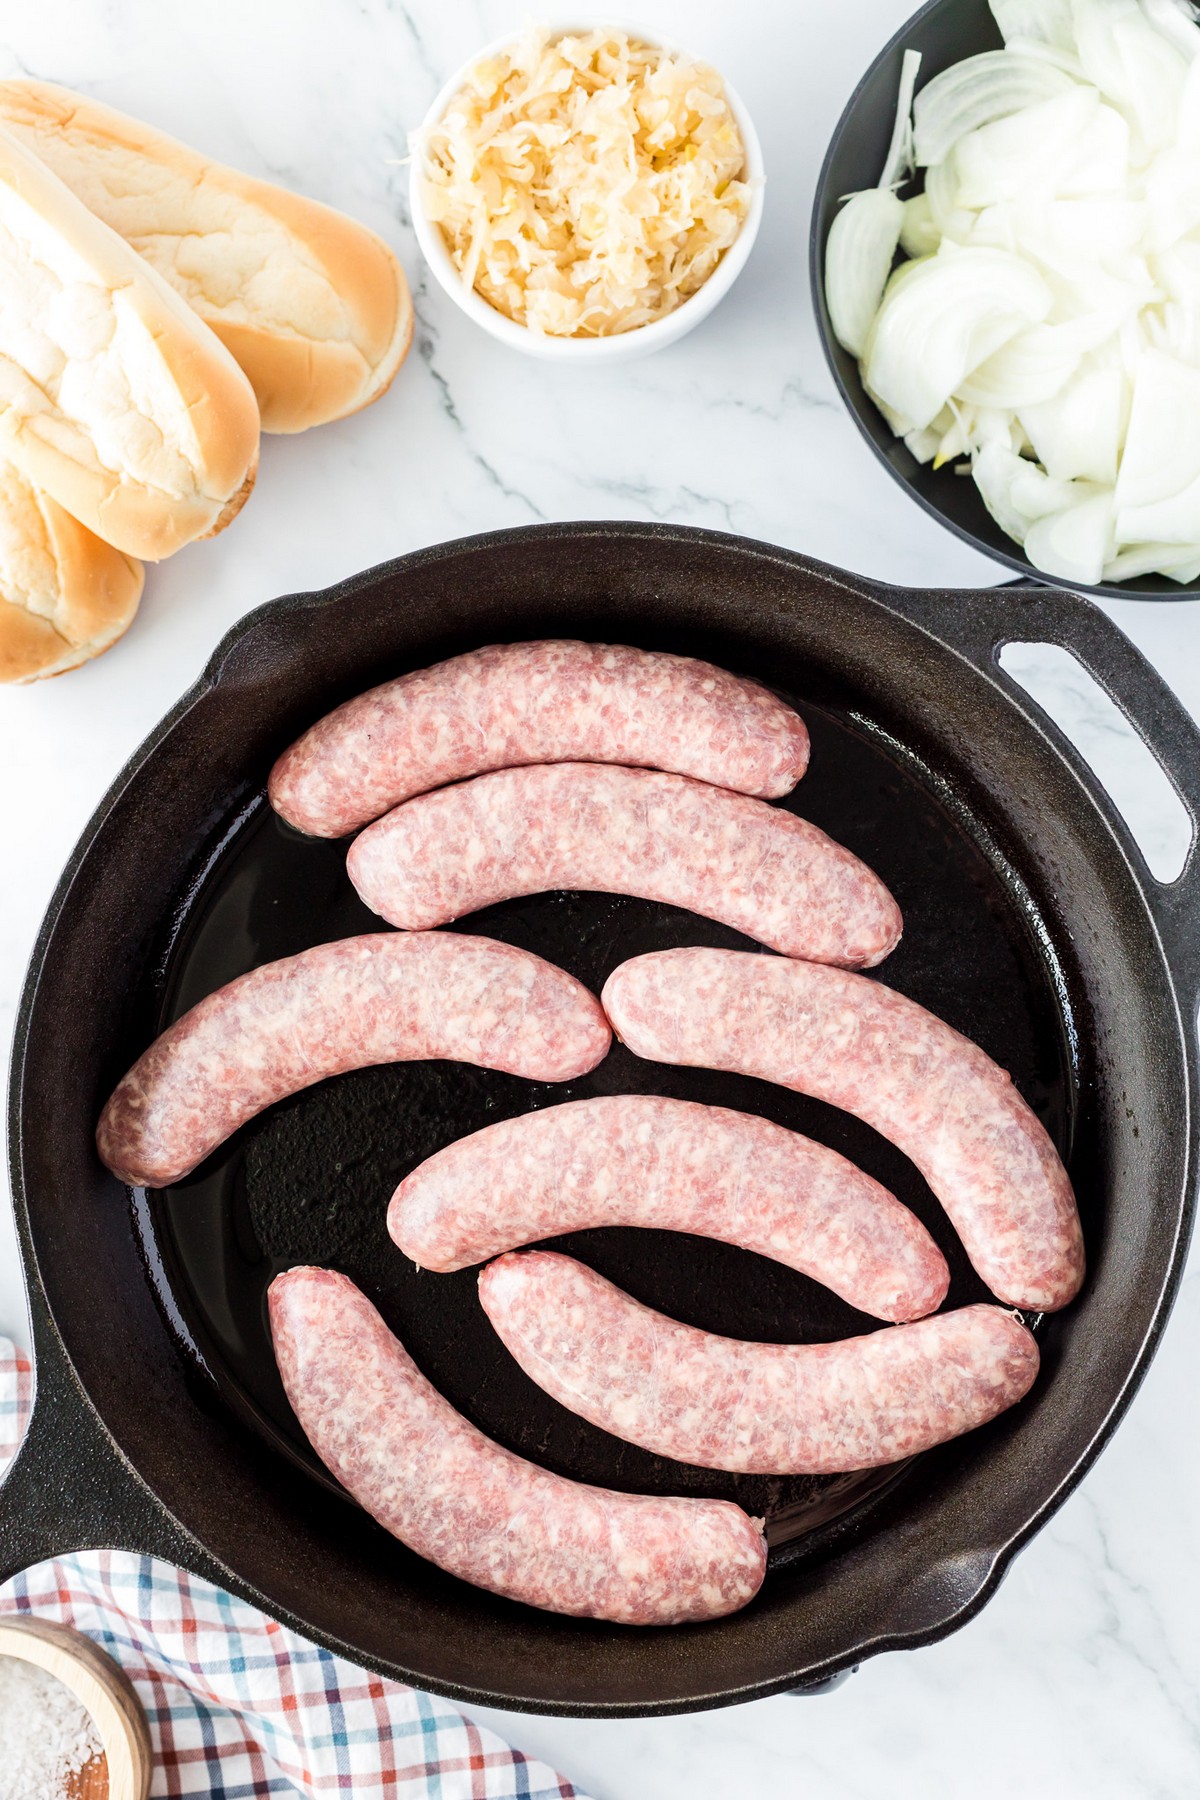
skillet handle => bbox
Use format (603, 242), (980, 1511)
(880, 580), (1200, 1003)
(0, 1302), (219, 1586)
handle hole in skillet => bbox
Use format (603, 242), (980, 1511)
(999, 643), (1193, 884)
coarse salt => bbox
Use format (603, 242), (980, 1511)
(0, 1655), (103, 1800)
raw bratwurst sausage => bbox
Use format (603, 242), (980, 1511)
(602, 949), (1083, 1311)
(268, 639), (811, 838)
(97, 933), (611, 1187)
(479, 1251), (1040, 1474)
(389, 1095), (949, 1323)
(348, 764), (903, 968)
(269, 1266), (767, 1624)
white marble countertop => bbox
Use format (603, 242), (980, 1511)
(1, 0), (1198, 1791)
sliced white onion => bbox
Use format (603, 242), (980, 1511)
(904, 421), (945, 464)
(1145, 144), (1200, 246)
(1011, 195), (1148, 262)
(1072, 0), (1188, 153)
(912, 51), (1076, 166)
(1004, 35), (1089, 77)
(1023, 489), (1116, 583)
(825, 188), (906, 357)
(1114, 344), (1200, 499)
(1175, 31), (1200, 141)
(824, 6), (1200, 587)
(1117, 472), (1200, 538)
(924, 155), (979, 239)
(957, 312), (1121, 406)
(1141, 0), (1200, 62)
(880, 48), (923, 190)
(865, 246), (1052, 429)
(990, 0), (1078, 51)
(1151, 237), (1200, 303)
(1020, 353), (1129, 479)
(974, 405), (1025, 446)
(972, 440), (1095, 542)
(972, 446), (1033, 541)
(900, 192), (941, 257)
(1104, 537), (1200, 576)
(954, 88), (1130, 208)
(1144, 295), (1200, 361)
(864, 383), (918, 438)
(1014, 213), (1156, 319)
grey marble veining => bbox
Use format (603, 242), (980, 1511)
(0, 2), (1197, 1792)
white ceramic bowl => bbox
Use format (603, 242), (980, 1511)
(410, 22), (765, 363)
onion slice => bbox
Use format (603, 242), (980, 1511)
(989, 0), (1078, 51)
(900, 192), (941, 257)
(1104, 538), (1200, 578)
(880, 48), (923, 189)
(913, 51), (1076, 166)
(1023, 489), (1115, 584)
(825, 188), (905, 357)
(1020, 353), (1129, 481)
(1114, 347), (1200, 538)
(1072, 0), (1188, 154)
(865, 247), (1052, 430)
(972, 440), (1093, 540)
(957, 314), (1122, 407)
(1142, 0), (1200, 62)
(953, 88), (1129, 208)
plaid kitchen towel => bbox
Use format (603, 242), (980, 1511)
(0, 1336), (591, 1799)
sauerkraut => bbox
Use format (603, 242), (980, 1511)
(417, 27), (751, 337)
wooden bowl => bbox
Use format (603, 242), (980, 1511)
(0, 1617), (151, 1799)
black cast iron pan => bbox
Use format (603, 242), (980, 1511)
(3, 522), (1198, 1715)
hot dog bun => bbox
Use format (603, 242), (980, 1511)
(0, 121), (260, 561)
(0, 456), (142, 682)
(0, 81), (414, 434)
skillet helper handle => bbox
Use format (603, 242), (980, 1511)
(885, 580), (1200, 1002)
(0, 1302), (207, 1585)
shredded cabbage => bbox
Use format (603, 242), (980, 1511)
(416, 27), (751, 337)
(823, 0), (1200, 584)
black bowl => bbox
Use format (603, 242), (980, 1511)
(809, 0), (1196, 602)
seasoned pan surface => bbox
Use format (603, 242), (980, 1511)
(143, 689), (1075, 1556)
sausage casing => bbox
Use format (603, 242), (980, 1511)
(349, 763), (902, 968)
(480, 1250), (1040, 1474)
(269, 639), (810, 837)
(97, 933), (610, 1186)
(601, 947), (1083, 1311)
(269, 1265), (767, 1624)
(390, 1095), (948, 1322)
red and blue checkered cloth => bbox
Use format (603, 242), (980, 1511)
(0, 1336), (590, 1798)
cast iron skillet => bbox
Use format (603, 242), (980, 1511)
(2, 522), (1198, 1716)
(810, 0), (1198, 602)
